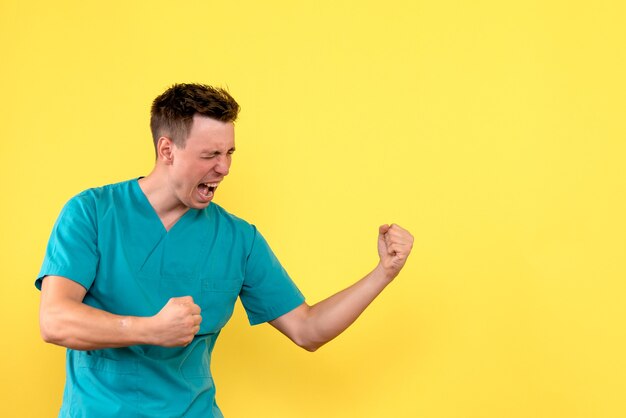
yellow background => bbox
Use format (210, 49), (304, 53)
(1, 1), (625, 417)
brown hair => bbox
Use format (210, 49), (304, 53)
(150, 83), (240, 151)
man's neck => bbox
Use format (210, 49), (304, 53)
(138, 169), (189, 231)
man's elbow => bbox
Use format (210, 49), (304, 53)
(293, 333), (326, 352)
(273, 305), (327, 352)
(40, 322), (59, 345)
(299, 341), (320, 352)
(39, 311), (70, 346)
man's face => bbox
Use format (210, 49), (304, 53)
(166, 114), (235, 209)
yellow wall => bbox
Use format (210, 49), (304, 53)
(1, 1), (625, 417)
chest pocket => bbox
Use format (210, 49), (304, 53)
(153, 273), (239, 335)
(158, 274), (202, 300)
(199, 276), (242, 334)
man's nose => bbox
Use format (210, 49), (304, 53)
(215, 156), (230, 176)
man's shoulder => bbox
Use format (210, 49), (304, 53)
(65, 178), (135, 205)
(208, 203), (264, 241)
(74, 178), (135, 199)
(60, 179), (137, 216)
(209, 202), (252, 228)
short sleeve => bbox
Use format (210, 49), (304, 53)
(35, 193), (99, 291)
(239, 227), (305, 325)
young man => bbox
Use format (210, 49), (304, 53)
(37, 83), (414, 417)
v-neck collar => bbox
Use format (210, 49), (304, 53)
(132, 178), (197, 234)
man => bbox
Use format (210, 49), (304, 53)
(37, 83), (414, 417)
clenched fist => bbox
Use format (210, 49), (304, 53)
(149, 296), (202, 347)
(377, 223), (414, 279)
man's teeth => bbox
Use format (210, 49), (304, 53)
(198, 183), (219, 199)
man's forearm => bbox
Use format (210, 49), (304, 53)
(40, 298), (155, 350)
(306, 263), (393, 349)
(270, 224), (414, 351)
(39, 276), (202, 350)
(271, 264), (394, 352)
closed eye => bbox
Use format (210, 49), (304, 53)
(200, 148), (235, 159)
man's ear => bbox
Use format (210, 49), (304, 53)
(157, 137), (175, 164)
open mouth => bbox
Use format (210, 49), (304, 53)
(198, 182), (219, 199)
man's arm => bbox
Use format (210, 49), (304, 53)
(269, 223), (414, 352)
(39, 276), (202, 350)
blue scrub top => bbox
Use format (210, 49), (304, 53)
(36, 179), (305, 418)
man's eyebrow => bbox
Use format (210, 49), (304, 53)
(200, 147), (236, 154)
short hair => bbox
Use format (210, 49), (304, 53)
(150, 83), (240, 151)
